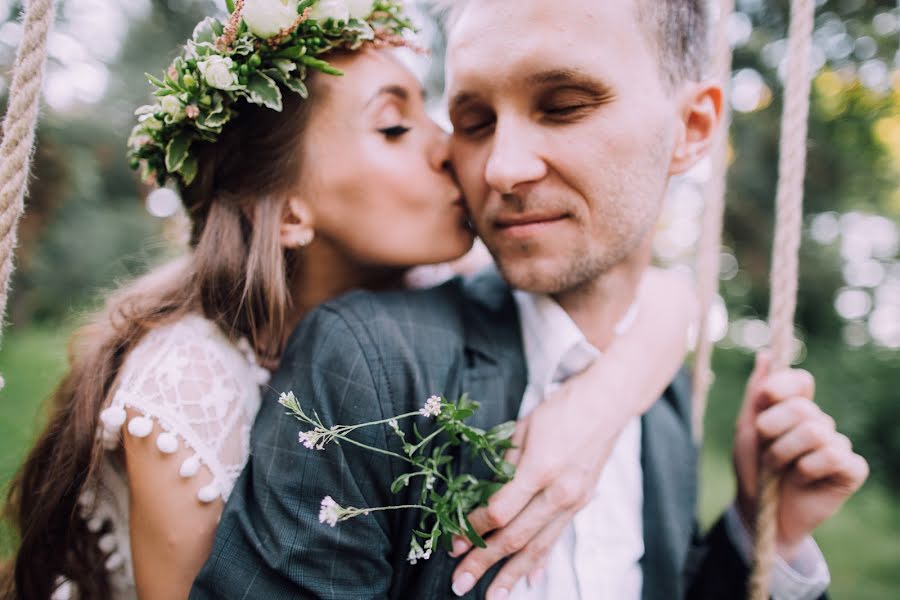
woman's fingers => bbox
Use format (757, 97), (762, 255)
(482, 515), (567, 599)
(450, 477), (583, 596)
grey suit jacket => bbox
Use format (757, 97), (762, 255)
(191, 270), (777, 599)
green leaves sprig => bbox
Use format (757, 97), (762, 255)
(279, 391), (517, 563)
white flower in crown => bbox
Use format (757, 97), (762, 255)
(310, 0), (350, 23)
(243, 0), (300, 39)
(198, 55), (239, 90)
(160, 95), (185, 120)
(346, 0), (374, 20)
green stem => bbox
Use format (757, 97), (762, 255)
(408, 425), (446, 455)
(331, 431), (418, 466)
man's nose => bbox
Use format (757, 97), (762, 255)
(484, 118), (547, 195)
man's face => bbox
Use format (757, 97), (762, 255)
(447, 0), (684, 294)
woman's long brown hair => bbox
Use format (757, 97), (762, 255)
(1, 78), (324, 599)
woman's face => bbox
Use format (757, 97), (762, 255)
(296, 49), (473, 269)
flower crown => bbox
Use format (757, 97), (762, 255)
(127, 0), (415, 189)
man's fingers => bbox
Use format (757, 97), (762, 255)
(760, 368), (816, 408)
(451, 490), (559, 596)
(756, 397), (831, 441)
(794, 442), (869, 489)
(482, 514), (569, 599)
(765, 417), (835, 470)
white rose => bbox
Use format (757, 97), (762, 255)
(198, 56), (239, 90)
(310, 0), (349, 23)
(243, 0), (299, 39)
(345, 0), (373, 20)
(161, 95), (185, 120)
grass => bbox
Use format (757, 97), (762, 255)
(1, 326), (899, 597)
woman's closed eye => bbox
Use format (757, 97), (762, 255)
(378, 125), (411, 139)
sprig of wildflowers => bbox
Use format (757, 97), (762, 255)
(279, 391), (517, 564)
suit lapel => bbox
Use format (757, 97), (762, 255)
(426, 269), (528, 599)
(640, 374), (698, 600)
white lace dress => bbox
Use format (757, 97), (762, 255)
(61, 314), (269, 600)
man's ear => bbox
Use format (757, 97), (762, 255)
(669, 80), (723, 176)
(280, 196), (316, 249)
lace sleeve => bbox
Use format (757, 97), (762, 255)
(97, 315), (268, 503)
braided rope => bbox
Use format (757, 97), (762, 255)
(749, 0), (816, 597)
(692, 0), (735, 444)
(0, 0), (55, 391)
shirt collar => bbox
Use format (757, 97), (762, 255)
(513, 291), (600, 387)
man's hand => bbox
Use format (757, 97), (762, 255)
(734, 352), (869, 559)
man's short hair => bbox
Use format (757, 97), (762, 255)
(433, 0), (711, 86)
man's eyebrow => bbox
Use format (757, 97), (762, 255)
(448, 91), (480, 113)
(526, 68), (602, 88)
(366, 85), (425, 107)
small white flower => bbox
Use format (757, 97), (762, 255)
(425, 474), (435, 490)
(310, 0), (349, 23)
(298, 431), (316, 450)
(161, 95), (185, 120)
(406, 537), (433, 564)
(141, 115), (164, 132)
(243, 0), (300, 39)
(319, 495), (341, 527)
(388, 418), (399, 430)
(198, 56), (239, 90)
(346, 0), (373, 20)
(419, 395), (442, 418)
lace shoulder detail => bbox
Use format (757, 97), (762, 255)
(97, 314), (269, 503)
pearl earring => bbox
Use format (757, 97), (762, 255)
(296, 229), (315, 248)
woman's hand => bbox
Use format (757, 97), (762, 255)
(449, 268), (697, 598)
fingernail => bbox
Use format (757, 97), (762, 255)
(452, 573), (475, 596)
(450, 538), (470, 558)
(488, 588), (509, 600)
(528, 568), (545, 587)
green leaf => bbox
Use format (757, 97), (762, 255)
(487, 421), (516, 442)
(180, 155), (199, 186)
(146, 72), (166, 88)
(300, 55), (344, 76)
(275, 46), (308, 60)
(225, 0), (235, 12)
(246, 72), (283, 111)
(463, 516), (487, 549)
(165, 131), (192, 173)
(192, 17), (218, 44)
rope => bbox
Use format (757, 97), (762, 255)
(750, 0), (816, 597)
(0, 0), (55, 391)
(692, 0), (735, 444)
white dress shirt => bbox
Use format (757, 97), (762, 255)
(508, 292), (830, 600)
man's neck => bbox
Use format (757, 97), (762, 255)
(552, 241), (652, 351)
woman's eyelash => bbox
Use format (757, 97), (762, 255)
(378, 125), (411, 138)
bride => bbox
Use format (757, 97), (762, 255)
(2, 2), (694, 599)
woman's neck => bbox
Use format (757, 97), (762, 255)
(283, 244), (406, 342)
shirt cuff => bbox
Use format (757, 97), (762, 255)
(723, 504), (830, 600)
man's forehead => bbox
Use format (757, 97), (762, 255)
(446, 0), (645, 91)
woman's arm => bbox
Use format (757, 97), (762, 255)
(125, 415), (223, 600)
(450, 267), (698, 596)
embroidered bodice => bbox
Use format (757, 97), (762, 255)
(64, 314), (269, 600)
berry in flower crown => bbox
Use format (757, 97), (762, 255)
(127, 0), (415, 189)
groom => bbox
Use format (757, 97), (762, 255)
(192, 1), (867, 598)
